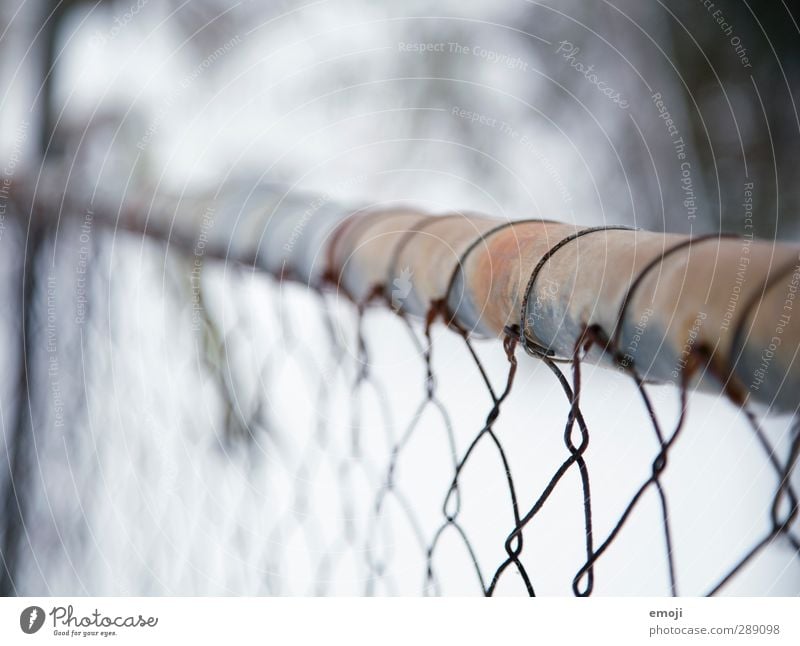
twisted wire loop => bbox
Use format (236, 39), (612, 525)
(519, 225), (637, 360)
(608, 233), (737, 354)
(439, 218), (557, 335)
(494, 227), (635, 597)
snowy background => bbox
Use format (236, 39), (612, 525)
(0, 0), (799, 595)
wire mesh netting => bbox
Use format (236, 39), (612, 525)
(2, 214), (798, 597)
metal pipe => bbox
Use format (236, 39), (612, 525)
(14, 179), (800, 413)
